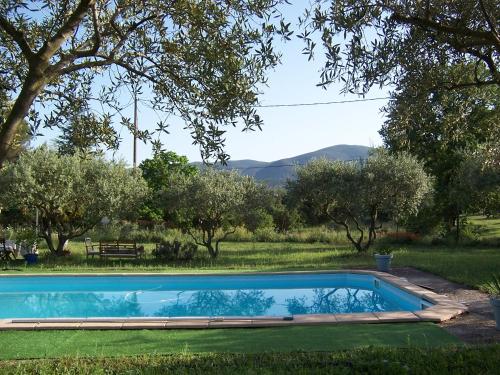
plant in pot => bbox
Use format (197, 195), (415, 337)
(15, 227), (39, 265)
(484, 275), (500, 330)
(374, 248), (393, 272)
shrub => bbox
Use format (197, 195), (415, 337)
(404, 203), (445, 236)
(254, 227), (280, 242)
(225, 227), (254, 242)
(374, 248), (393, 255)
(244, 209), (274, 232)
(152, 240), (197, 261)
(459, 222), (483, 242)
(483, 275), (500, 297)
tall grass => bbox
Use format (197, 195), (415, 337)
(78, 223), (352, 245)
(77, 223), (189, 244)
(226, 226), (350, 244)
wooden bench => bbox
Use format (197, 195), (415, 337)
(98, 240), (144, 259)
(85, 238), (100, 259)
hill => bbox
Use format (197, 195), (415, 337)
(193, 144), (371, 185)
(254, 145), (370, 184)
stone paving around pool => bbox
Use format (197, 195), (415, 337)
(0, 270), (467, 331)
(390, 267), (500, 344)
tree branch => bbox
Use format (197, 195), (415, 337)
(72, 3), (101, 58)
(57, 58), (112, 75)
(0, 15), (35, 63)
(216, 227), (236, 245)
(478, 0), (500, 47)
(391, 12), (499, 49)
(185, 228), (206, 248)
(437, 78), (498, 91)
(468, 49), (499, 83)
(108, 14), (158, 58)
(37, 0), (95, 61)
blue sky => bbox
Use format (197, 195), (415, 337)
(36, 2), (390, 165)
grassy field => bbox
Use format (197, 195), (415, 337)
(0, 346), (498, 374)
(2, 241), (499, 290)
(468, 215), (500, 239)
(0, 324), (459, 360)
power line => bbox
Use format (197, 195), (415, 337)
(255, 97), (390, 108)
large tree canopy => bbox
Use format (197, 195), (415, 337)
(380, 64), (500, 228)
(0, 146), (148, 254)
(289, 151), (431, 252)
(0, 0), (290, 166)
(138, 150), (197, 223)
(300, 0), (500, 93)
(139, 151), (197, 193)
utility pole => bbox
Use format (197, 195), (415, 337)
(133, 88), (138, 168)
(35, 208), (39, 235)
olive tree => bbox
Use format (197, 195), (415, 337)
(289, 151), (431, 252)
(300, 0), (500, 93)
(450, 145), (500, 237)
(0, 0), (291, 167)
(161, 169), (262, 258)
(0, 146), (148, 254)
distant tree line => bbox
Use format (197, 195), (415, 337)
(0, 143), (498, 258)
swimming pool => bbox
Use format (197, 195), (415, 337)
(0, 272), (433, 320)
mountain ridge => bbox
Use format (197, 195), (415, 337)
(193, 144), (371, 185)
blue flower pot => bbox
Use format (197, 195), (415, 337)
(24, 253), (38, 265)
(374, 254), (393, 272)
(491, 297), (500, 330)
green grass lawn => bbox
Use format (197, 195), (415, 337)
(468, 215), (500, 239)
(0, 346), (499, 374)
(2, 241), (499, 289)
(0, 323), (459, 360)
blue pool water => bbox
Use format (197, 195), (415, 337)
(0, 273), (427, 319)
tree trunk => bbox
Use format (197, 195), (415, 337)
(363, 207), (378, 251)
(0, 0), (95, 167)
(334, 219), (365, 252)
(41, 226), (68, 255)
(0, 69), (48, 167)
(206, 243), (218, 259)
(204, 229), (218, 259)
(56, 234), (68, 255)
(44, 234), (56, 253)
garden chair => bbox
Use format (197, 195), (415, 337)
(85, 237), (100, 259)
(0, 238), (16, 260)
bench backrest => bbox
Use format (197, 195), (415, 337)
(99, 241), (137, 254)
(84, 237), (95, 251)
